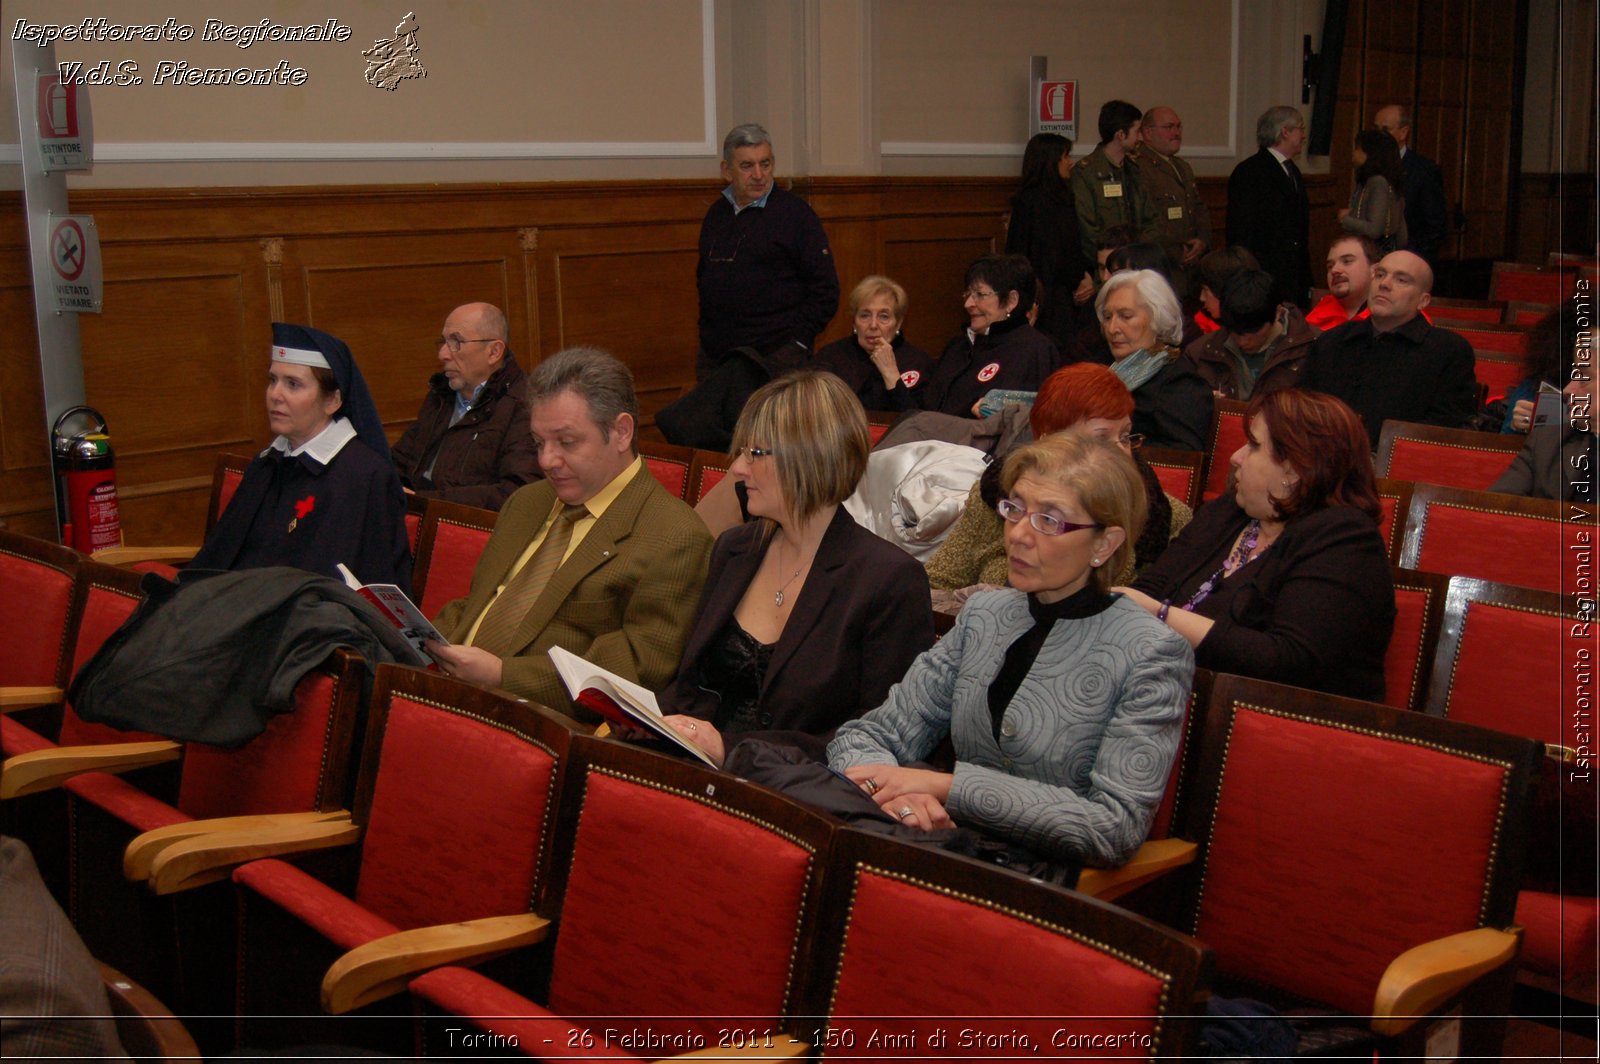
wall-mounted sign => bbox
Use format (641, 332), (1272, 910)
(36, 74), (94, 171)
(48, 215), (102, 313)
(1034, 80), (1078, 139)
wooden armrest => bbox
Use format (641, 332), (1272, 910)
(0, 686), (65, 712)
(662, 1037), (811, 1062)
(1075, 838), (1198, 901)
(1, 741), (182, 800)
(1370, 926), (1521, 1036)
(321, 912), (552, 1014)
(146, 813), (360, 895)
(125, 810), (354, 881)
(91, 545), (199, 566)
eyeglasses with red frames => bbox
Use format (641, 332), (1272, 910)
(996, 498), (1103, 536)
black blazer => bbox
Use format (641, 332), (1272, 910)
(659, 506), (935, 747)
(1132, 496), (1395, 702)
(1131, 355), (1214, 452)
(1225, 148), (1312, 308)
(1400, 149), (1449, 262)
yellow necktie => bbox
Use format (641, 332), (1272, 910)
(471, 503), (587, 657)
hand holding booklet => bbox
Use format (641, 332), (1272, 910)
(547, 646), (717, 767)
(337, 563), (447, 664)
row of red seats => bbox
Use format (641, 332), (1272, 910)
(1, 633), (1545, 1058)
(0, 502), (1574, 1056)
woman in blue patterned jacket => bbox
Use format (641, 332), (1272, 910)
(828, 433), (1193, 872)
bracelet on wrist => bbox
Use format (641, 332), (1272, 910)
(1157, 599), (1172, 622)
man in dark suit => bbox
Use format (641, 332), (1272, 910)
(428, 347), (713, 719)
(1375, 104), (1449, 264)
(1226, 106), (1312, 309)
(1300, 251), (1477, 446)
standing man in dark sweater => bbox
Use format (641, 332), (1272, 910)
(659, 123), (840, 449)
(695, 122), (839, 381)
(1301, 251), (1477, 446)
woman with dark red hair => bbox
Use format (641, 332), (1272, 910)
(1121, 388), (1395, 700)
(925, 363), (1192, 592)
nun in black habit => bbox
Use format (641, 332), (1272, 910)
(189, 323), (413, 596)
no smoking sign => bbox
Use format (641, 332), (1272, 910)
(47, 215), (102, 313)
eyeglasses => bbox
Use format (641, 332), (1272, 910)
(961, 287), (999, 302)
(734, 445), (776, 461)
(435, 335), (495, 354)
(1120, 432), (1146, 450)
(707, 231), (747, 264)
(996, 499), (1103, 536)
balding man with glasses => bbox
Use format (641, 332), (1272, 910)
(391, 302), (540, 510)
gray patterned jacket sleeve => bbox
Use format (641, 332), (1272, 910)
(829, 592), (1193, 868)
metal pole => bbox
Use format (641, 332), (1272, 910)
(10, 37), (89, 540)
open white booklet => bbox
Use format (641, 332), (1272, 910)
(337, 563), (447, 664)
(547, 646), (717, 767)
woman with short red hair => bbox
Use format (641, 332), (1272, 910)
(1121, 388), (1395, 700)
(925, 363), (1191, 591)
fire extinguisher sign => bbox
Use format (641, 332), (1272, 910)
(1033, 80), (1077, 139)
(36, 74), (94, 172)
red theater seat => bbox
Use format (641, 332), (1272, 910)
(1425, 578), (1596, 992)
(1142, 446), (1205, 511)
(218, 667), (578, 1054)
(638, 440), (695, 501)
(1383, 567), (1448, 712)
(796, 827), (1212, 1059)
(1376, 421), (1527, 493)
(1201, 398), (1249, 502)
(409, 498), (498, 620)
(411, 736), (836, 1059)
(1398, 484), (1574, 594)
(1172, 674), (1539, 1057)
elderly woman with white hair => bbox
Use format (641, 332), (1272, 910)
(1096, 269), (1213, 450)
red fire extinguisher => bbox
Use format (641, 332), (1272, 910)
(52, 406), (123, 554)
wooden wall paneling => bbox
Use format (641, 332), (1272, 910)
(0, 279), (50, 535)
(1458, 0), (1524, 259)
(811, 178), (1012, 352)
(532, 222), (704, 425)
(1361, 0), (1420, 108)
(0, 176), (1160, 536)
(1417, 1), (1470, 261)
(290, 238), (528, 436)
(809, 219), (878, 352)
(881, 226), (1001, 351)
(517, 228), (541, 366)
(0, 199), (54, 534)
(72, 239), (272, 545)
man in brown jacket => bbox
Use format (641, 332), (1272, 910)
(427, 347), (712, 719)
(391, 302), (540, 511)
(1184, 269), (1319, 400)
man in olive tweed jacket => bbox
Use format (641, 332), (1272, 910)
(430, 348), (712, 720)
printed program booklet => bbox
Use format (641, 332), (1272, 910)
(547, 646), (717, 767)
(337, 563), (447, 664)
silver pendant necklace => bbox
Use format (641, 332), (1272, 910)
(773, 535), (804, 607)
